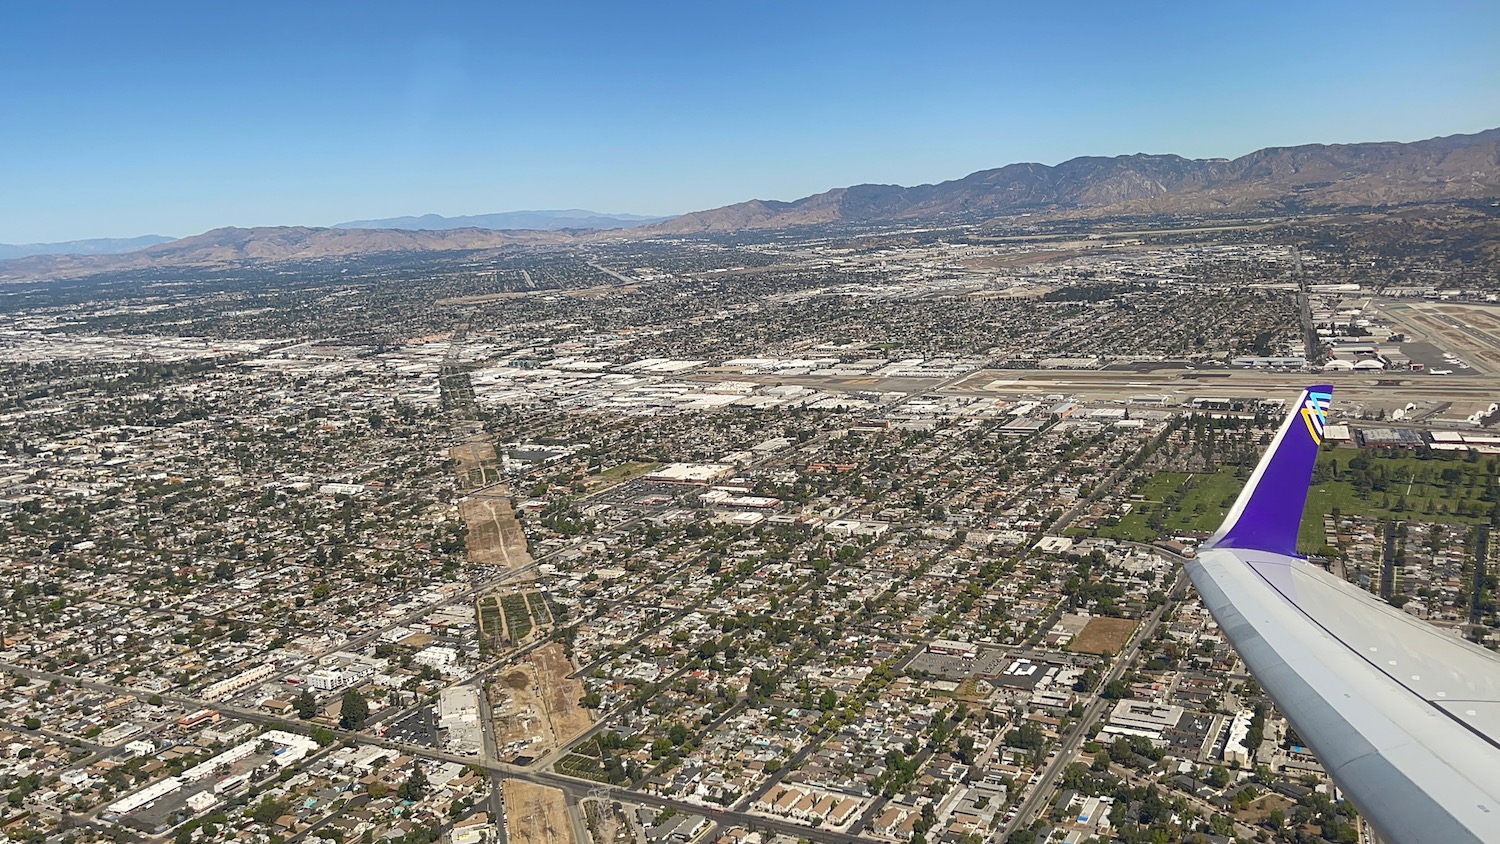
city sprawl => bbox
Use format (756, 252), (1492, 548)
(1, 220), (1498, 844)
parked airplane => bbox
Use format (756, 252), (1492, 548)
(1188, 385), (1500, 843)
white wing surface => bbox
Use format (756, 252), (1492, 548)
(1188, 385), (1500, 843)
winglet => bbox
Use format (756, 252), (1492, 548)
(1205, 385), (1332, 558)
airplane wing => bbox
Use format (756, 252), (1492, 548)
(1187, 384), (1500, 844)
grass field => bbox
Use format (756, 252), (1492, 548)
(1297, 447), (1496, 552)
(584, 461), (660, 492)
(1088, 466), (1245, 542)
(1084, 448), (1495, 552)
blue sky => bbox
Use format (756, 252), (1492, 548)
(2, 0), (1497, 242)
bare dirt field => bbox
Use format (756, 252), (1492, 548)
(533, 642), (592, 745)
(1441, 305), (1500, 331)
(460, 492), (532, 569)
(490, 644), (593, 758)
(493, 663), (547, 757)
(565, 283), (640, 298)
(451, 440), (502, 490)
(1071, 617), (1139, 655)
(503, 780), (575, 844)
(437, 292), (531, 305)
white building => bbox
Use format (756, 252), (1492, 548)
(201, 663), (277, 701)
(1224, 709), (1255, 766)
(438, 686), (483, 756)
(1101, 699), (1184, 745)
(305, 668), (348, 692)
(415, 645), (459, 670)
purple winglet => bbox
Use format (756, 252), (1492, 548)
(1206, 385), (1333, 559)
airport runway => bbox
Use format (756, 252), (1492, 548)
(943, 367), (1500, 406)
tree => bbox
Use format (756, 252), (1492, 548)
(339, 688), (369, 729)
(956, 734), (977, 763)
(295, 690), (318, 720)
(251, 797), (286, 824)
(397, 765), (428, 801)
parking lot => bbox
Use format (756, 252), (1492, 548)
(386, 705), (436, 747)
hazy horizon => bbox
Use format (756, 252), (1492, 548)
(4, 0), (1498, 242)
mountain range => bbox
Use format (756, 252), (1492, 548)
(3, 128), (1498, 281)
(0, 226), (567, 282)
(0, 234), (176, 261)
(335, 209), (668, 232)
(651, 128), (1500, 232)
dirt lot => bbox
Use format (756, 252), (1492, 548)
(1442, 305), (1500, 331)
(461, 492), (532, 569)
(503, 780), (575, 844)
(1071, 617), (1139, 655)
(450, 440), (500, 490)
(493, 664), (547, 757)
(490, 644), (593, 758)
(534, 642), (592, 745)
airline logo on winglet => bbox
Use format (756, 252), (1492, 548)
(1300, 389), (1331, 444)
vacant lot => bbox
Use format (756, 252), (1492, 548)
(461, 492), (532, 569)
(534, 642), (592, 745)
(450, 440), (502, 490)
(1235, 792), (1295, 826)
(491, 644), (592, 759)
(503, 780), (575, 844)
(1071, 617), (1138, 655)
(493, 664), (546, 757)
